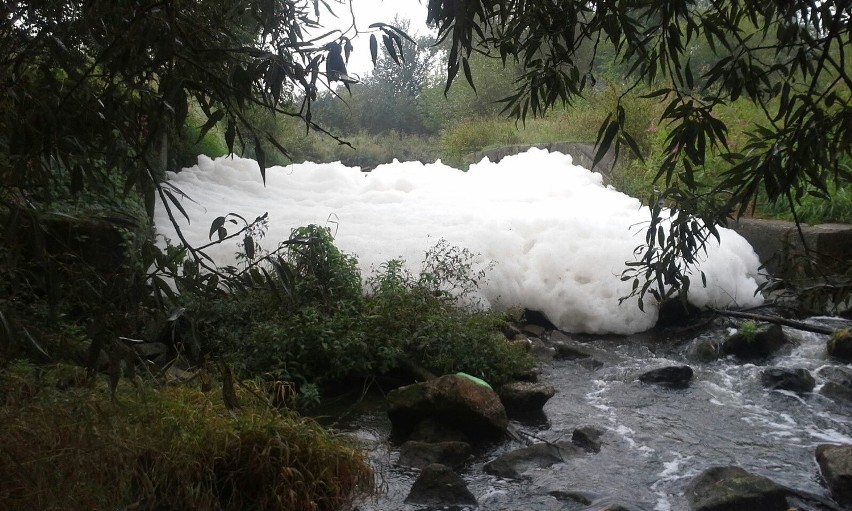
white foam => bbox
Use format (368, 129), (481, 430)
(154, 149), (764, 334)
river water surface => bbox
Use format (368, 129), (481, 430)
(328, 316), (852, 511)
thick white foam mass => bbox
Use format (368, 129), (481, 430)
(154, 148), (763, 334)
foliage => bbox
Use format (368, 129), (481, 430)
(0, 361), (373, 511)
(172, 230), (532, 392)
(312, 22), (440, 137)
(429, 0), (852, 306)
(738, 321), (758, 342)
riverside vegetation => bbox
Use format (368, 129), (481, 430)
(3, 2), (850, 509)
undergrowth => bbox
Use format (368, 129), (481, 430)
(176, 227), (533, 394)
(0, 362), (373, 511)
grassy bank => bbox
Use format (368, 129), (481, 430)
(0, 362), (373, 511)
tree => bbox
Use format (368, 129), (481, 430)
(0, 1), (375, 272)
(428, 0), (851, 307)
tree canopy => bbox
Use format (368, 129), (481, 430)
(429, 0), (851, 304)
(2, 0), (850, 307)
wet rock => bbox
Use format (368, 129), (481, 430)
(685, 466), (788, 511)
(398, 440), (472, 469)
(638, 365), (693, 387)
(821, 381), (852, 406)
(502, 322), (524, 340)
(760, 367), (815, 393)
(819, 366), (852, 387)
(572, 425), (605, 453)
(407, 417), (470, 443)
(817, 367), (852, 405)
(484, 442), (583, 479)
(387, 374), (508, 443)
(827, 330), (852, 362)
(549, 332), (606, 369)
(722, 323), (788, 359)
(656, 297), (701, 327)
(404, 463), (477, 506)
(816, 443), (852, 505)
(530, 338), (557, 360)
(582, 497), (650, 511)
(499, 381), (556, 416)
(686, 337), (723, 363)
(549, 489), (598, 505)
(523, 323), (548, 338)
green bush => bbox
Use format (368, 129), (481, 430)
(177, 230), (533, 394)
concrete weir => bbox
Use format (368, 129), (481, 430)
(731, 218), (851, 279)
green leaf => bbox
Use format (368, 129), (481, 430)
(461, 57), (476, 93)
(196, 110), (225, 143)
(369, 34), (378, 66)
(209, 216), (227, 240)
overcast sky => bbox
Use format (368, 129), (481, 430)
(312, 0), (435, 78)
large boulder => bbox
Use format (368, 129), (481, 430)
(404, 463), (477, 506)
(760, 367), (815, 393)
(484, 442), (583, 479)
(816, 443), (852, 506)
(722, 323), (788, 359)
(685, 466), (788, 511)
(387, 374), (508, 443)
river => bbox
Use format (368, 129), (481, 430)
(324, 316), (852, 510)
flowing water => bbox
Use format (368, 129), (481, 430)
(328, 317), (852, 511)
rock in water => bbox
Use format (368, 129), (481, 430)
(499, 381), (556, 415)
(816, 443), (852, 506)
(572, 425), (605, 453)
(387, 374), (508, 443)
(405, 463), (477, 506)
(722, 323), (787, 359)
(760, 367), (815, 393)
(398, 441), (472, 470)
(638, 365), (694, 387)
(685, 466), (788, 511)
(484, 442), (583, 479)
(827, 330), (852, 361)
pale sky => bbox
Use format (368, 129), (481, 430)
(312, 0), (435, 78)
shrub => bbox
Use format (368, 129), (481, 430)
(0, 362), (373, 511)
(176, 231), (534, 393)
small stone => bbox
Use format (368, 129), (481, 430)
(572, 425), (605, 453)
(638, 365), (694, 387)
(484, 442), (582, 479)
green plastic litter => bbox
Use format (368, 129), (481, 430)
(456, 372), (492, 390)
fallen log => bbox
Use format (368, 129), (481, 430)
(709, 308), (835, 335)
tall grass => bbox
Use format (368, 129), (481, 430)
(0, 362), (373, 511)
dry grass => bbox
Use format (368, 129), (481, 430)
(0, 362), (373, 511)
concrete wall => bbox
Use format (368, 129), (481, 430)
(731, 218), (851, 279)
